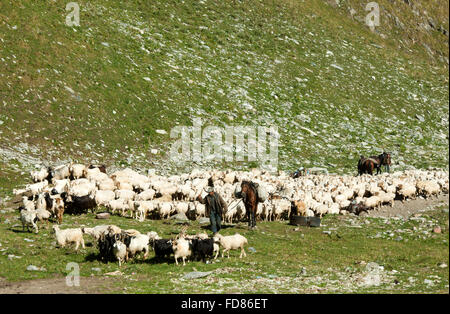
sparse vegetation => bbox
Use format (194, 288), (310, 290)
(0, 0), (448, 191)
(0, 0), (448, 294)
(0, 199), (448, 293)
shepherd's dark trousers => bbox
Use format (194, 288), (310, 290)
(210, 211), (222, 233)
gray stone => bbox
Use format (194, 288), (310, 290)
(424, 279), (434, 286)
(27, 265), (46, 271)
(248, 247), (256, 253)
(96, 212), (110, 219)
(170, 213), (189, 221)
(198, 217), (210, 224)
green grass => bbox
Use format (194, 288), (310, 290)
(0, 205), (448, 293)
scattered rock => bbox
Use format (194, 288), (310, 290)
(105, 270), (123, 276)
(198, 217), (210, 224)
(424, 279), (434, 286)
(170, 213), (189, 222)
(91, 267), (101, 272)
(361, 262), (384, 287)
(27, 265), (46, 272)
(24, 238), (34, 242)
(183, 271), (213, 280)
(96, 212), (110, 219)
(248, 247), (256, 253)
(438, 263), (447, 268)
(415, 114), (425, 122)
(433, 226), (441, 234)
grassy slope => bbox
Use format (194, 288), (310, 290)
(0, 205), (448, 293)
(0, 0), (449, 195)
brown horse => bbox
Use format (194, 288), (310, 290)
(240, 181), (259, 229)
(358, 152), (391, 175)
(358, 156), (377, 175)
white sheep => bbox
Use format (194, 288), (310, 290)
(20, 209), (38, 233)
(113, 241), (128, 267)
(69, 181), (96, 197)
(97, 178), (116, 191)
(95, 190), (116, 207)
(397, 183), (416, 202)
(214, 233), (248, 258)
(174, 202), (189, 215)
(135, 189), (156, 201)
(115, 189), (135, 202)
(364, 196), (381, 209)
(52, 225), (85, 250)
(172, 237), (192, 266)
(31, 167), (49, 183)
(53, 165), (71, 180)
(26, 180), (48, 196)
(22, 196), (35, 212)
(82, 224), (119, 242)
(416, 181), (440, 198)
(70, 163), (87, 179)
(158, 202), (173, 219)
(52, 179), (70, 194)
(194, 201), (206, 219)
(127, 234), (150, 260)
(107, 199), (129, 216)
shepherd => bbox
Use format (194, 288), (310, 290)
(196, 178), (228, 235)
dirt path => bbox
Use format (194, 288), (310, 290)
(360, 193), (449, 219)
(0, 275), (122, 294)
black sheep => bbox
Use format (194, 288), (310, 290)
(151, 239), (174, 259)
(65, 195), (96, 215)
(191, 238), (215, 262)
(97, 231), (133, 263)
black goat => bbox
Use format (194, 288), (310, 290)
(65, 194), (96, 215)
(151, 239), (174, 259)
(344, 202), (369, 216)
(190, 238), (216, 262)
(97, 231), (133, 263)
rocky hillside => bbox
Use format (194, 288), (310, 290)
(0, 0), (448, 197)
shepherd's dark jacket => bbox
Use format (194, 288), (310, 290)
(198, 192), (228, 216)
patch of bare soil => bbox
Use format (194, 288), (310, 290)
(360, 193), (449, 219)
(0, 275), (122, 294)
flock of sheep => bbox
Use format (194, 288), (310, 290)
(49, 223), (248, 267)
(16, 163), (450, 228)
(11, 162), (449, 266)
